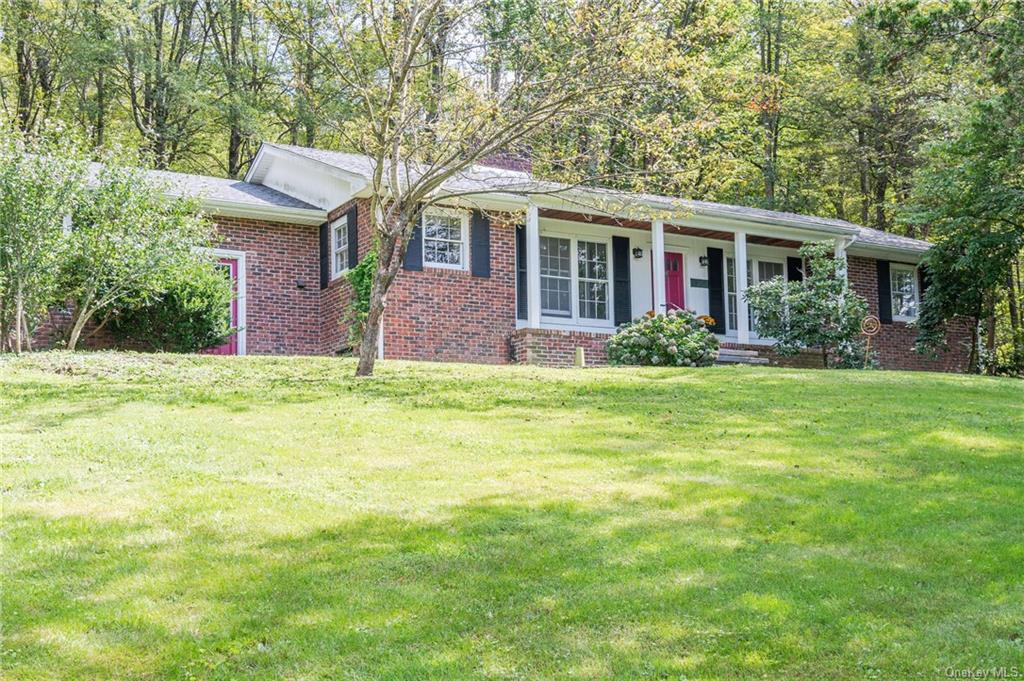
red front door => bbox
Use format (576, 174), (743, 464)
(665, 252), (685, 310)
(203, 257), (238, 355)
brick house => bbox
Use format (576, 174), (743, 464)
(86, 141), (970, 371)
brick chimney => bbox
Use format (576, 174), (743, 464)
(477, 150), (532, 174)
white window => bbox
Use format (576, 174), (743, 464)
(423, 211), (468, 269)
(725, 256), (785, 334)
(332, 218), (349, 278)
(891, 264), (919, 321)
(540, 236), (572, 317)
(577, 240), (609, 321)
(539, 234), (611, 324)
(726, 257), (738, 331)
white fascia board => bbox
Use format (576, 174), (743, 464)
(243, 144), (267, 184)
(262, 145), (370, 187)
(198, 198), (327, 225)
(846, 242), (928, 263)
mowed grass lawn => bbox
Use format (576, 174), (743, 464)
(2, 353), (1023, 680)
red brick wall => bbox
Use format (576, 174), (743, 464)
(382, 218), (518, 364)
(215, 217), (321, 355)
(510, 328), (610, 367)
(319, 198), (374, 355)
(847, 255), (971, 372)
(32, 216), (322, 355)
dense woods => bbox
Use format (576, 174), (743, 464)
(1, 0), (1021, 373)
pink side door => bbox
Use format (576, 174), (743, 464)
(202, 257), (238, 355)
(665, 252), (685, 310)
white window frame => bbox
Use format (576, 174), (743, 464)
(725, 255), (785, 336)
(538, 230), (614, 328)
(539, 235), (573, 318)
(890, 263), (920, 322)
(422, 208), (469, 271)
(331, 217), (349, 279)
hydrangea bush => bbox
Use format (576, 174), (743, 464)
(607, 309), (719, 367)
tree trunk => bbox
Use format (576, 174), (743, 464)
(355, 230), (406, 376)
(1008, 272), (1020, 335)
(986, 306), (997, 376)
(968, 317), (980, 374)
(13, 289), (24, 354)
(821, 345), (829, 369)
(66, 291), (96, 352)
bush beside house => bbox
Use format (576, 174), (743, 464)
(608, 309), (719, 367)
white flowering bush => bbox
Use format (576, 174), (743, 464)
(607, 309), (719, 367)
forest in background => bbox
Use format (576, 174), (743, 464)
(1, 0), (1021, 372)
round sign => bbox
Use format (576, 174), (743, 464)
(861, 315), (881, 336)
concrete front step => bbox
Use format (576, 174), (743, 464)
(718, 348), (761, 357)
(716, 348), (770, 365)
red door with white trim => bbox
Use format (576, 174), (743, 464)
(665, 252), (685, 310)
(202, 257), (238, 355)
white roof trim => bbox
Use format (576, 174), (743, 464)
(198, 197), (327, 225)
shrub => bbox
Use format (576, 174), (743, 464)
(744, 241), (869, 369)
(343, 249), (377, 347)
(607, 309), (719, 366)
(110, 258), (234, 353)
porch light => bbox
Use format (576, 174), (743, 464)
(699, 255), (709, 267)
(632, 247), (644, 259)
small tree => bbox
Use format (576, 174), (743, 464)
(744, 241), (869, 368)
(0, 134), (86, 352)
(109, 256), (234, 352)
(60, 162), (213, 351)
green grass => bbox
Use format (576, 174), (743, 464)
(2, 353), (1022, 680)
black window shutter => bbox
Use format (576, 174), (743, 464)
(612, 236), (631, 325)
(515, 225), (527, 320)
(403, 221), (423, 271)
(319, 221), (330, 289)
(706, 247), (726, 333)
(918, 263), (931, 303)
(470, 210), (491, 277)
(347, 207), (359, 269)
(786, 256), (804, 282)
(877, 259), (893, 324)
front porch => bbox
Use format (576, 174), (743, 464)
(511, 203), (851, 365)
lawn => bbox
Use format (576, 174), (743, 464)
(2, 353), (1022, 680)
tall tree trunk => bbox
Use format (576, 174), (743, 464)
(356, 234), (404, 377)
(13, 289), (24, 354)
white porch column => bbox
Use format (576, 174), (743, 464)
(651, 219), (666, 314)
(735, 231), (750, 345)
(526, 202), (541, 328)
(834, 237), (849, 282)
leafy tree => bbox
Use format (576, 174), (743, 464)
(110, 255), (234, 352)
(744, 241), (869, 368)
(902, 0), (1024, 374)
(270, 0), (656, 376)
(0, 133), (85, 352)
(60, 160), (213, 350)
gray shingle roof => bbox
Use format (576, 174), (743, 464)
(262, 143), (933, 253)
(851, 225), (930, 252)
(86, 162), (320, 211)
(149, 169), (320, 211)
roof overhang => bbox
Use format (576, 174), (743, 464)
(846, 241), (927, 262)
(196, 197), (327, 225)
